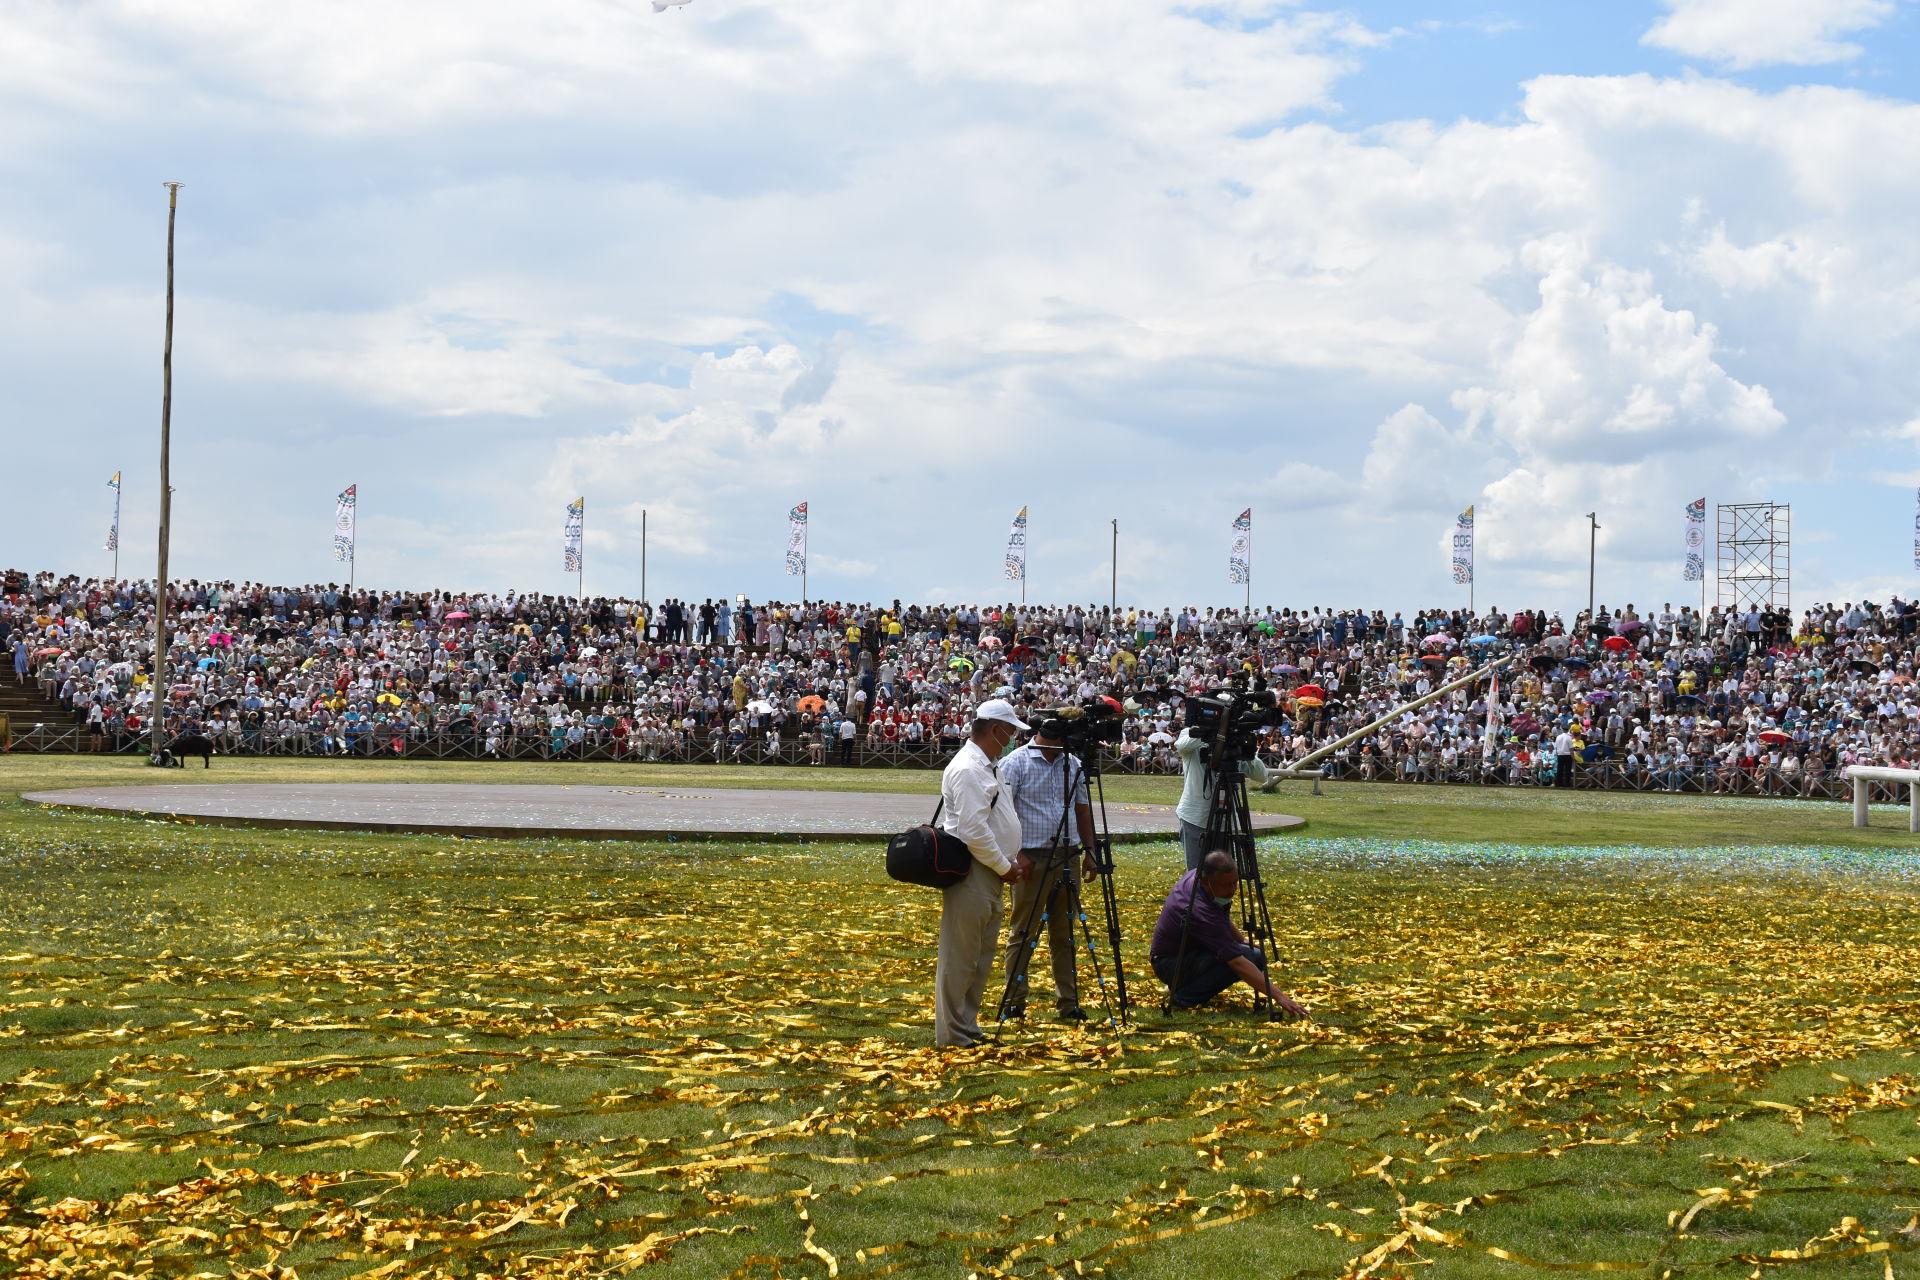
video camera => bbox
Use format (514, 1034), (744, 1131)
(1184, 680), (1281, 765)
(1037, 695), (1126, 757)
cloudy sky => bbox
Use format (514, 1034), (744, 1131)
(5, 0), (1918, 614)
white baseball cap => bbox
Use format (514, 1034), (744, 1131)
(974, 698), (1030, 731)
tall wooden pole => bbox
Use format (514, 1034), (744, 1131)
(1109, 519), (1117, 612)
(152, 181), (182, 762)
(1586, 511), (1600, 621)
(640, 508), (648, 604)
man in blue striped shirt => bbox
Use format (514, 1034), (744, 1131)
(997, 720), (1098, 1021)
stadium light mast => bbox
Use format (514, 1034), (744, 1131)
(151, 181), (182, 765)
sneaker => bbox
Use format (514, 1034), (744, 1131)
(1058, 1006), (1088, 1022)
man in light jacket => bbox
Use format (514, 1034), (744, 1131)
(935, 698), (1031, 1048)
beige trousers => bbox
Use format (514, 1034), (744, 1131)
(1000, 849), (1080, 1016)
(934, 858), (1004, 1047)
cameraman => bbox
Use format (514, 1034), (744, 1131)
(1152, 851), (1307, 1016)
(997, 716), (1098, 1021)
(1175, 714), (1271, 871)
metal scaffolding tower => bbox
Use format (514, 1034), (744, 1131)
(1716, 502), (1790, 612)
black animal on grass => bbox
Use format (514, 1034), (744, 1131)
(164, 733), (216, 768)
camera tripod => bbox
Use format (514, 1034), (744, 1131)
(1160, 751), (1286, 1020)
(992, 743), (1130, 1032)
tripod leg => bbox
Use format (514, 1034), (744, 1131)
(1080, 769), (1129, 1024)
(1067, 872), (1119, 1027)
(995, 856), (1054, 1025)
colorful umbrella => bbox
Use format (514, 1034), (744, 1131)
(797, 695), (825, 713)
(1758, 729), (1791, 744)
(1602, 635), (1631, 652)
(1295, 696), (1325, 708)
(445, 610), (471, 620)
(1293, 683), (1327, 699)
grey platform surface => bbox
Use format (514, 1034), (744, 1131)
(23, 782), (1306, 843)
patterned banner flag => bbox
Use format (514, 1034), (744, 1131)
(1683, 497), (1707, 581)
(1004, 507), (1028, 581)
(564, 497), (585, 574)
(333, 485), (357, 563)
(785, 501), (809, 576)
(105, 472), (121, 553)
(1228, 509), (1252, 584)
(1913, 489), (1919, 571)
(1451, 505), (1475, 584)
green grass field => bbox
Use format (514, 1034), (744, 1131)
(3, 757), (1918, 1278)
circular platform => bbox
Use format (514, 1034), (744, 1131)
(23, 782), (1307, 844)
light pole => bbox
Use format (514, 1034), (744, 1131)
(1586, 511), (1600, 622)
(152, 181), (182, 765)
(1109, 519), (1117, 612)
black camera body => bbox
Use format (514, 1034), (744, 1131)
(1185, 685), (1279, 765)
(1039, 696), (1126, 757)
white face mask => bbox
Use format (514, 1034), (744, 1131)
(1211, 894), (1234, 907)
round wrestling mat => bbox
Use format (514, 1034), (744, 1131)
(22, 782), (1308, 844)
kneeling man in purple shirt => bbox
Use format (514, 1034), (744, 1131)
(1150, 850), (1308, 1018)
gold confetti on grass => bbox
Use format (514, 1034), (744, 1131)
(2, 818), (1920, 1277)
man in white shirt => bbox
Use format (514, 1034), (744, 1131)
(1553, 727), (1576, 787)
(935, 698), (1032, 1048)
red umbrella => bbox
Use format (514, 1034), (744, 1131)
(1420, 654), (1447, 665)
(1758, 729), (1790, 745)
(1602, 635), (1631, 652)
(1293, 683), (1327, 700)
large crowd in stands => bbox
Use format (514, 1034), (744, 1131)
(5, 567), (1919, 798)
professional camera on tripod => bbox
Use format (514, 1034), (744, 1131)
(1162, 679), (1298, 1021)
(1182, 681), (1282, 767)
(992, 695), (1133, 1030)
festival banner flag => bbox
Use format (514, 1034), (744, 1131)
(105, 472), (121, 553)
(1228, 509), (1252, 585)
(564, 497), (585, 574)
(1683, 497), (1707, 581)
(1450, 505), (1475, 584)
(1004, 507), (1028, 581)
(333, 485), (357, 563)
(785, 501), (809, 576)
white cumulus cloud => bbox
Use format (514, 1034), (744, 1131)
(1642, 0), (1897, 69)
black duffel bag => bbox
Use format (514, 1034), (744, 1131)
(886, 796), (989, 889)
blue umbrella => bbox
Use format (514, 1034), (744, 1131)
(1466, 634), (1501, 647)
